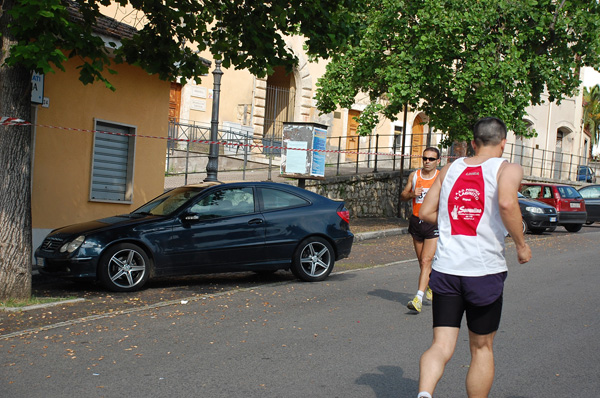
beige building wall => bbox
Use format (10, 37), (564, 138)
(32, 56), (170, 249)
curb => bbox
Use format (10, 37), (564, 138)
(0, 298), (86, 313)
(354, 227), (409, 242)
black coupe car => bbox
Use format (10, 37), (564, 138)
(36, 182), (354, 292)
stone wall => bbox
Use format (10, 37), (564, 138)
(303, 170), (413, 219)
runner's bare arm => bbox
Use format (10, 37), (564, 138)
(497, 162), (532, 264)
(399, 171), (416, 201)
(419, 163), (450, 225)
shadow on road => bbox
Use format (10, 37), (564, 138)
(356, 365), (419, 398)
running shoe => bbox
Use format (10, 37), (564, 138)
(407, 296), (422, 313)
(425, 286), (433, 301)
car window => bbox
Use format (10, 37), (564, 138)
(260, 188), (310, 210)
(542, 186), (553, 198)
(133, 188), (205, 216)
(557, 186), (582, 199)
(579, 186), (600, 199)
(521, 185), (541, 199)
(189, 187), (255, 218)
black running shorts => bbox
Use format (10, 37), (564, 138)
(408, 214), (439, 241)
(432, 293), (503, 335)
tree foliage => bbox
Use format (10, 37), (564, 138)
(5, 0), (358, 89)
(583, 84), (600, 149)
(315, 0), (600, 145)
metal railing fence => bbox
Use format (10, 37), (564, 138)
(165, 122), (595, 189)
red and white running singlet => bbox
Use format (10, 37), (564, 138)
(433, 157), (508, 276)
(412, 169), (440, 217)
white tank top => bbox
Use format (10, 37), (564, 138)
(433, 157), (508, 276)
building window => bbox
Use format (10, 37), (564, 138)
(90, 120), (136, 203)
(394, 125), (403, 150)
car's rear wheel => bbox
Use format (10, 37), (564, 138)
(564, 223), (583, 233)
(291, 237), (334, 282)
(99, 243), (150, 292)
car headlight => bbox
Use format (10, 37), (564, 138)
(525, 206), (544, 214)
(60, 235), (86, 253)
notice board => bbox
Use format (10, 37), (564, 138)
(281, 122), (328, 179)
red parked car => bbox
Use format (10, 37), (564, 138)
(519, 183), (587, 232)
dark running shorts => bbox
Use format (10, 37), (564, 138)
(429, 269), (507, 335)
(408, 214), (439, 241)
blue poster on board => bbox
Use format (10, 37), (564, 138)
(310, 127), (327, 177)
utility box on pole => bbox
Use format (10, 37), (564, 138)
(281, 122), (328, 186)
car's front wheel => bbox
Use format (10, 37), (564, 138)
(564, 223), (583, 233)
(98, 243), (151, 292)
(291, 237), (334, 282)
(522, 219), (528, 234)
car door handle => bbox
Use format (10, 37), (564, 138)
(248, 218), (264, 225)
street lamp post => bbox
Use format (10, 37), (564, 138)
(204, 60), (223, 182)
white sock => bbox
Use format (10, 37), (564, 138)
(417, 392), (432, 398)
(416, 290), (424, 301)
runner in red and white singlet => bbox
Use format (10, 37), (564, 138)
(415, 117), (531, 398)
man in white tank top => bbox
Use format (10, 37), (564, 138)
(415, 117), (531, 398)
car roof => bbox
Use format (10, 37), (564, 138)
(185, 181), (223, 189)
(521, 182), (572, 187)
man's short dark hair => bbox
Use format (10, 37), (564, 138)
(473, 117), (507, 147)
(423, 146), (440, 159)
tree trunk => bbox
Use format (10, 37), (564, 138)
(0, 0), (33, 300)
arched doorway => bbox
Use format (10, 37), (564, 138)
(345, 110), (361, 162)
(263, 66), (296, 155)
(553, 127), (571, 180)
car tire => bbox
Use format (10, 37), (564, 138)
(564, 224), (583, 233)
(291, 237), (334, 282)
(521, 219), (528, 234)
(98, 243), (151, 292)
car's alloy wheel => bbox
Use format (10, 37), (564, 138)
(99, 243), (150, 292)
(522, 219), (527, 234)
(291, 237), (334, 282)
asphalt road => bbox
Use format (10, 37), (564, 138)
(1, 226), (600, 397)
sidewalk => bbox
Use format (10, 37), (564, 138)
(350, 217), (409, 241)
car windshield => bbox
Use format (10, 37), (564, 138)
(517, 192), (525, 198)
(132, 187), (206, 216)
(557, 186), (582, 199)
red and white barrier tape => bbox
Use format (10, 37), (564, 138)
(1, 117), (437, 158)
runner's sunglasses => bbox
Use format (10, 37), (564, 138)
(422, 156), (438, 162)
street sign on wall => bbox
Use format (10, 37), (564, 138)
(31, 72), (44, 104)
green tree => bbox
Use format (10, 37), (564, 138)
(0, 0), (357, 299)
(315, 0), (600, 145)
(583, 84), (600, 155)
